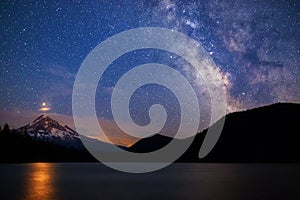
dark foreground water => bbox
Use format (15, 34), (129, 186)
(0, 163), (299, 200)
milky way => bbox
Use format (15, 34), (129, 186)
(148, 0), (300, 111)
(0, 1), (299, 138)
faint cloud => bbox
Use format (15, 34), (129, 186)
(46, 65), (76, 80)
(39, 107), (51, 112)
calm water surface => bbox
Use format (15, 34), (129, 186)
(0, 163), (299, 200)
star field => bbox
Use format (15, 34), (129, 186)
(0, 0), (299, 134)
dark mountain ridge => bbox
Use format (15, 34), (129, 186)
(129, 103), (300, 162)
(0, 103), (299, 162)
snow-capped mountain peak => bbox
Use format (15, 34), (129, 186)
(28, 115), (79, 137)
(16, 115), (81, 148)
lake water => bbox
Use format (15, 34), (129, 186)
(0, 163), (299, 200)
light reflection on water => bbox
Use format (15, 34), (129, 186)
(0, 163), (299, 200)
(25, 163), (55, 200)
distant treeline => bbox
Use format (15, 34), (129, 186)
(0, 124), (97, 163)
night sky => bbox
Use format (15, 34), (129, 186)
(1, 0), (299, 144)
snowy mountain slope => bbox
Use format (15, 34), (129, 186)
(16, 115), (82, 149)
(15, 115), (125, 151)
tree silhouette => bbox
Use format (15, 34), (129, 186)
(2, 123), (9, 133)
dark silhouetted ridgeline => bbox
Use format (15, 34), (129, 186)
(1, 103), (300, 163)
(129, 103), (300, 163)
